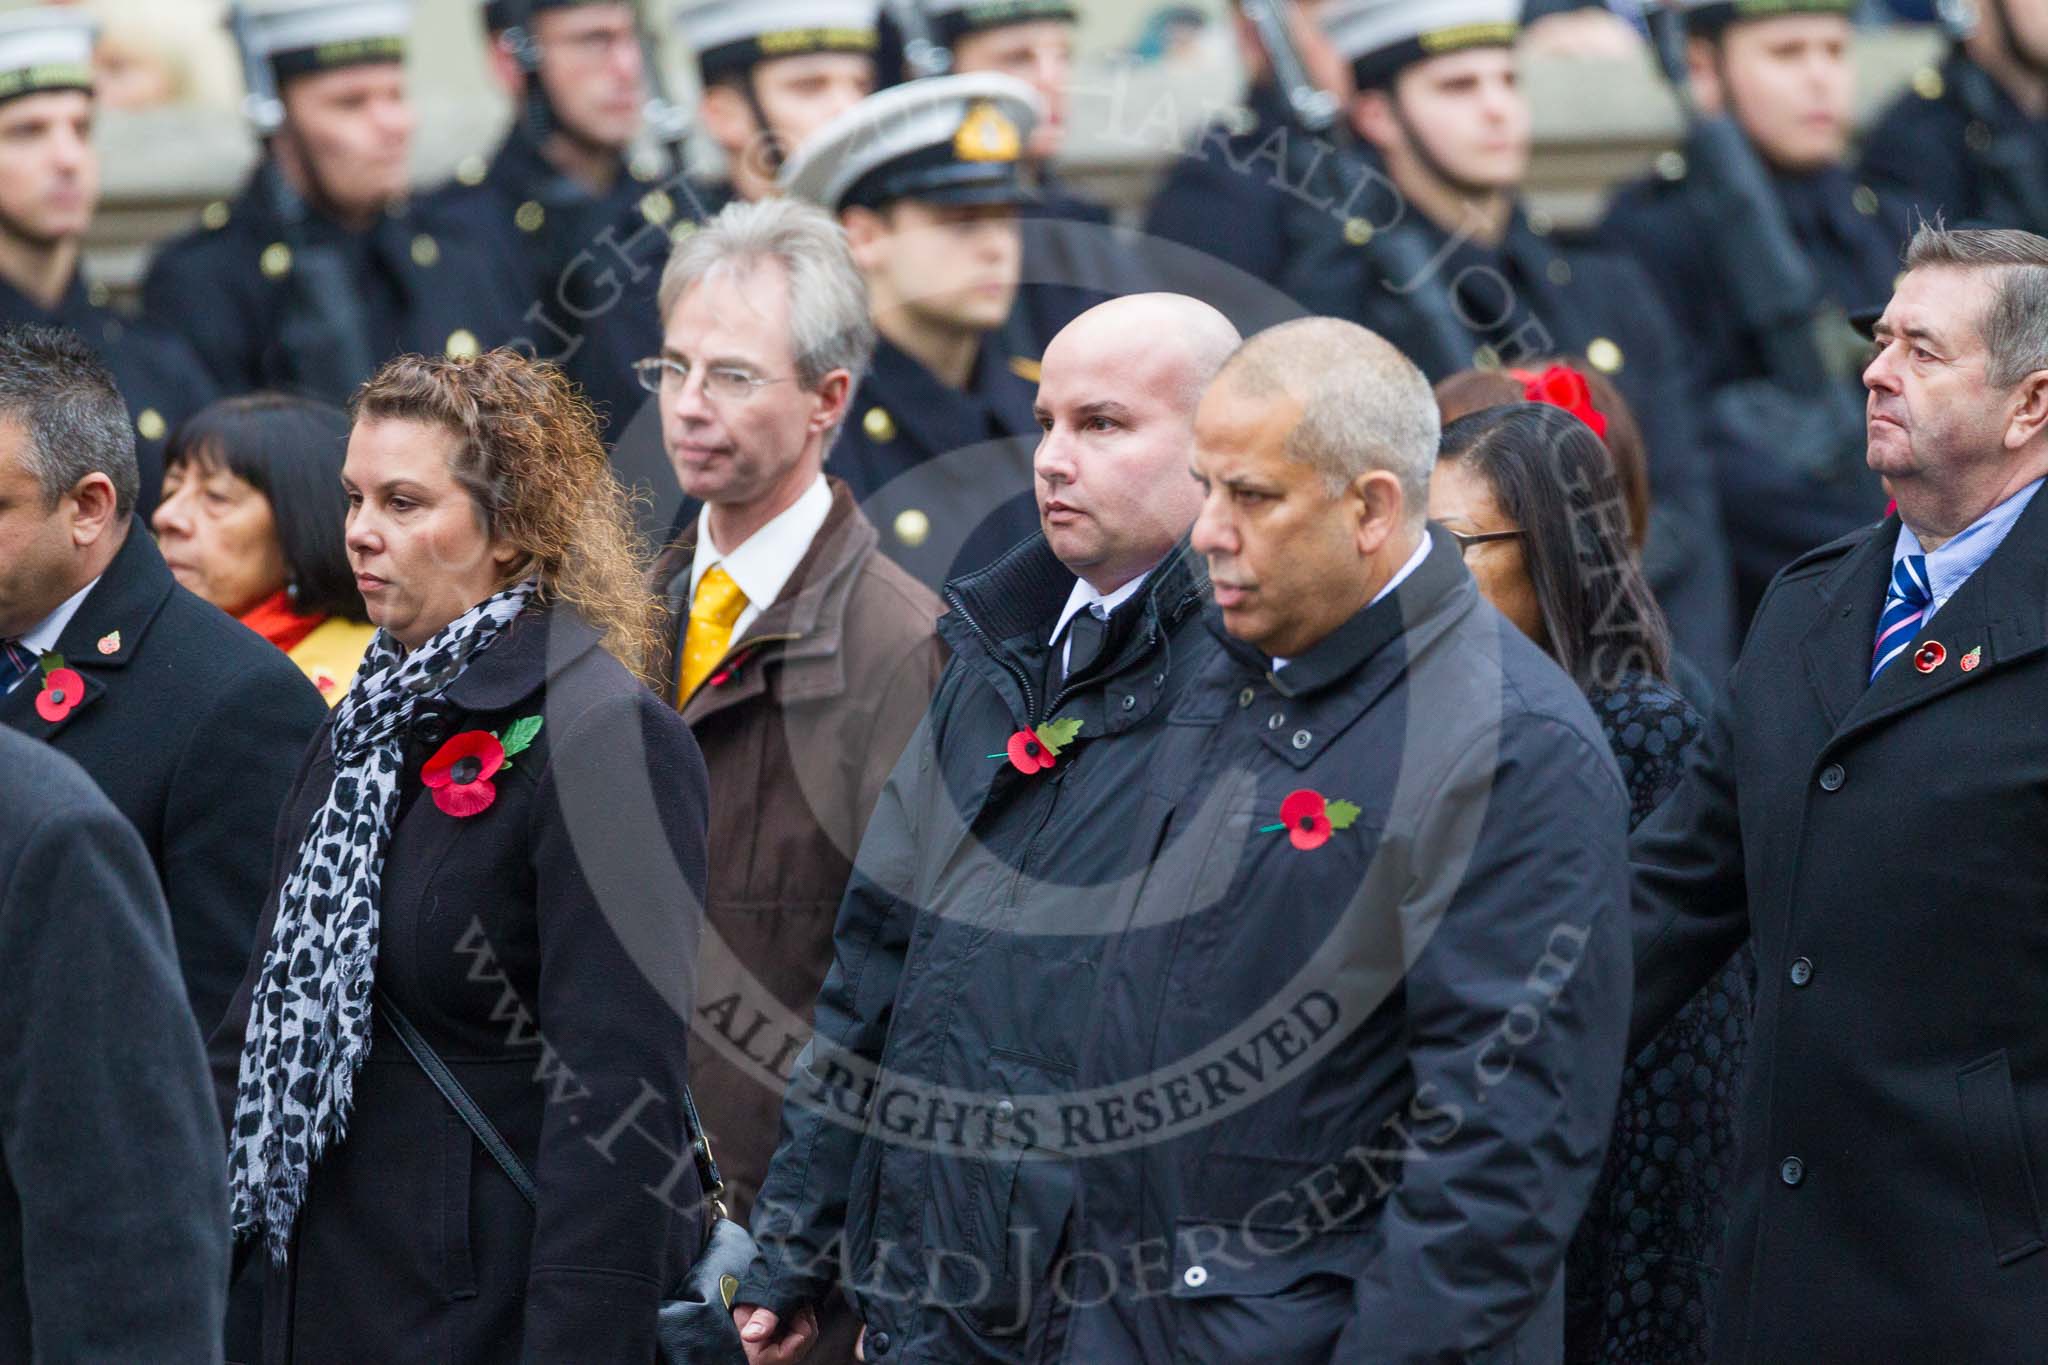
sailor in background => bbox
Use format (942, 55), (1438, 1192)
(432, 0), (667, 440)
(0, 7), (213, 516)
(1863, 0), (2048, 236)
(140, 0), (519, 405)
(780, 72), (1046, 591)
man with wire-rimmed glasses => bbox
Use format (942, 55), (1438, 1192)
(642, 192), (946, 1365)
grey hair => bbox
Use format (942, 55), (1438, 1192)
(1218, 318), (1440, 518)
(0, 324), (138, 516)
(1904, 224), (2048, 389)
(657, 197), (877, 393)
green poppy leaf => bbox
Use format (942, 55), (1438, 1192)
(1035, 716), (1084, 754)
(500, 714), (544, 757)
(1326, 799), (1362, 831)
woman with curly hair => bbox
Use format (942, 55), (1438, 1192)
(208, 349), (712, 1362)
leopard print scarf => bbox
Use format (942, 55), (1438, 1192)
(228, 579), (537, 1260)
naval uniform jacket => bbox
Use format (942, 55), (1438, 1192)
(1055, 524), (1634, 1364)
(1630, 491), (2048, 1362)
(0, 272), (215, 516)
(141, 173), (523, 405)
(0, 524), (324, 1036)
(1863, 47), (2048, 237)
(828, 335), (1043, 593)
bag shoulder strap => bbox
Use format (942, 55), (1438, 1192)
(379, 989), (539, 1207)
(376, 989), (727, 1218)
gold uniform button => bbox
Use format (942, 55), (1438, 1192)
(640, 191), (675, 226)
(863, 406), (896, 442)
(260, 242), (293, 278)
(87, 280), (110, 308)
(629, 154), (659, 183)
(515, 200), (545, 233)
(1852, 185), (1880, 218)
(671, 220), (699, 244)
(446, 329), (481, 359)
(136, 409), (166, 442)
(201, 199), (231, 230)
(1655, 150), (1688, 182)
(1472, 344), (1502, 372)
(1526, 208), (1554, 237)
(1547, 258), (1572, 286)
(1913, 66), (1945, 102)
(893, 508), (931, 548)
(411, 233), (441, 268)
(1587, 337), (1625, 374)
(455, 155), (488, 187)
(1343, 216), (1374, 247)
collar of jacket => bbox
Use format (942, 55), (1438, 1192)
(1801, 488), (2048, 741)
(438, 597), (606, 714)
(0, 518), (173, 737)
(858, 334), (1039, 462)
(941, 532), (1209, 727)
(0, 269), (94, 328)
(488, 123), (636, 215)
(1211, 521), (1470, 701)
(651, 476), (879, 718)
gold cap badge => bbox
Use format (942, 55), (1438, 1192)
(955, 100), (1022, 164)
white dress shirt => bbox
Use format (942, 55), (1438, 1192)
(4, 577), (99, 693)
(1049, 569), (1152, 678)
(688, 475), (833, 639)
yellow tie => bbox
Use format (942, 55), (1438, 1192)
(678, 564), (749, 705)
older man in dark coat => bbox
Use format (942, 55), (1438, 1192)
(1048, 318), (1633, 1364)
(0, 728), (229, 1362)
(0, 326), (323, 1035)
(1631, 226), (2048, 1363)
(732, 292), (1244, 1365)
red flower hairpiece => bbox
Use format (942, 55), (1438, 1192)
(1513, 363), (1608, 441)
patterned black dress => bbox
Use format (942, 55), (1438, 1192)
(1566, 675), (1755, 1365)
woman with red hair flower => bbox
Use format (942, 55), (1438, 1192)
(209, 350), (712, 1362)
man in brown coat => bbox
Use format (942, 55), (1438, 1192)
(645, 198), (946, 1263)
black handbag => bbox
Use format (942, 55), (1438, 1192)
(379, 992), (756, 1364)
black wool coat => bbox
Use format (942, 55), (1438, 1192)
(208, 604), (712, 1365)
(0, 524), (325, 1035)
(1631, 489), (2048, 1362)
(0, 729), (229, 1363)
(1059, 526), (1634, 1365)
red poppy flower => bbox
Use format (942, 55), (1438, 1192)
(422, 730), (506, 818)
(1006, 729), (1058, 774)
(34, 667), (85, 724)
(1280, 789), (1333, 852)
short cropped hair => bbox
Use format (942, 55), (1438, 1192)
(1218, 318), (1439, 517)
(1904, 224), (2048, 390)
(0, 325), (139, 517)
(657, 197), (877, 394)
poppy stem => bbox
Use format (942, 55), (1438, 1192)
(1257, 823), (1285, 834)
(986, 753), (1007, 760)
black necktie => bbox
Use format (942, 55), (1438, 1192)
(1064, 608), (1108, 680)
(0, 637), (36, 695)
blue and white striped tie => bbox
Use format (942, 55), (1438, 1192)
(0, 637), (36, 695)
(1870, 554), (1933, 682)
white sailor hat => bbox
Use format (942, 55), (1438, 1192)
(0, 7), (96, 107)
(1670, 0), (1858, 35)
(778, 71), (1039, 213)
(1321, 0), (1519, 89)
(921, 0), (1077, 46)
(674, 0), (880, 85)
(238, 0), (414, 83)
